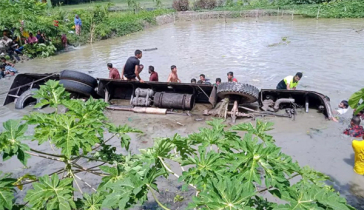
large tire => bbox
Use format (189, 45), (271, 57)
(15, 89), (41, 109)
(60, 70), (97, 88)
(217, 82), (259, 103)
(59, 79), (95, 96)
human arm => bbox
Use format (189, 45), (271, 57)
(167, 73), (171, 82)
(286, 82), (292, 90)
(6, 61), (14, 67)
(134, 65), (144, 83)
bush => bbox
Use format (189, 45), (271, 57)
(172, 0), (189, 11)
(194, 0), (217, 9)
(23, 42), (57, 58)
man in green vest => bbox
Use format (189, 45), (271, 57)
(276, 72), (303, 90)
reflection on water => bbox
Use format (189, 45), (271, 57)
(1, 16), (364, 208)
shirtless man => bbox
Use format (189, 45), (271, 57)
(167, 65), (181, 83)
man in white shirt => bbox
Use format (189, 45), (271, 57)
(335, 100), (349, 115)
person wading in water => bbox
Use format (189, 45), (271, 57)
(121, 50), (144, 82)
(276, 72), (303, 90)
(167, 65), (181, 83)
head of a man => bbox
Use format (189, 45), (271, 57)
(135, 50), (142, 59)
(351, 116), (361, 126)
(191, 78), (196, 83)
(37, 30), (41, 35)
(339, 100), (349, 109)
(216, 78), (221, 85)
(171, 65), (177, 73)
(227, 72), (234, 81)
(148, 65), (154, 74)
(294, 72), (303, 83)
(200, 74), (205, 81)
(0, 57), (5, 63)
(107, 63), (113, 70)
(138, 64), (144, 73)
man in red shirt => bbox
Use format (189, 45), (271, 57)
(107, 63), (120, 79)
(148, 65), (158, 82)
(227, 71), (238, 82)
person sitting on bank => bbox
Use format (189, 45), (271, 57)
(191, 78), (196, 83)
(26, 33), (38, 44)
(167, 65), (181, 83)
(149, 65), (158, 82)
(276, 72), (303, 90)
(227, 72), (238, 82)
(344, 116), (364, 138)
(1, 57), (14, 67)
(0, 64), (17, 77)
(107, 63), (120, 79)
(121, 50), (144, 82)
(215, 78), (221, 86)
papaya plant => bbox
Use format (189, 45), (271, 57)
(0, 80), (355, 209)
(349, 88), (364, 115)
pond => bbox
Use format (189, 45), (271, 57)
(0, 16), (364, 209)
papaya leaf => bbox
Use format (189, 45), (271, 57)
(81, 192), (105, 210)
(0, 172), (16, 210)
(24, 174), (75, 210)
(190, 176), (255, 209)
(33, 80), (70, 108)
(232, 120), (275, 144)
(0, 120), (31, 166)
(108, 123), (142, 151)
(348, 88), (364, 110)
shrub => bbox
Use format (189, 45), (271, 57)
(172, 0), (189, 11)
(194, 0), (217, 9)
(23, 42), (57, 58)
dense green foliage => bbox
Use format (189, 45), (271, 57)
(0, 80), (355, 209)
(0, 0), (169, 58)
(215, 0), (364, 18)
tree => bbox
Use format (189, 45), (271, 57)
(0, 80), (355, 210)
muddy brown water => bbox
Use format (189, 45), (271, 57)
(1, 16), (364, 209)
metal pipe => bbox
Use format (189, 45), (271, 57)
(106, 105), (167, 114)
(273, 98), (295, 111)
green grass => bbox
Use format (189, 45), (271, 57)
(60, 0), (173, 11)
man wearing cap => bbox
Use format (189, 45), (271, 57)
(276, 72), (303, 90)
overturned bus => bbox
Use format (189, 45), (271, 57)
(3, 70), (334, 122)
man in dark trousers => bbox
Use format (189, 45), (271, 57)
(121, 50), (144, 82)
